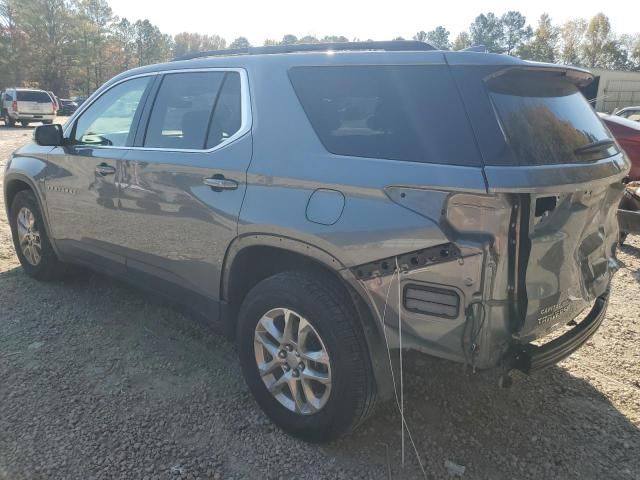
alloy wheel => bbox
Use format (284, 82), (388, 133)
(254, 307), (332, 414)
(16, 207), (42, 266)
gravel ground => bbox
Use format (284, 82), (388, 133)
(1, 123), (639, 480)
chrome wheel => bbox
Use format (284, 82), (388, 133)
(254, 307), (332, 414)
(16, 207), (42, 266)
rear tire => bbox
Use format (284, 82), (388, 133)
(43, 120), (53, 125)
(237, 271), (376, 442)
(20, 121), (29, 127)
(9, 190), (67, 281)
(3, 112), (15, 127)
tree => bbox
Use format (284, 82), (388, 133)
(620, 33), (640, 70)
(134, 19), (172, 66)
(559, 19), (587, 65)
(581, 13), (627, 69)
(501, 11), (532, 55)
(517, 14), (558, 62)
(110, 18), (137, 72)
(452, 31), (472, 50)
(298, 35), (319, 44)
(229, 36), (250, 49)
(321, 35), (348, 43)
(281, 34), (297, 45)
(173, 32), (225, 58)
(76, 0), (114, 94)
(425, 26), (451, 50)
(263, 38), (278, 46)
(0, 0), (26, 86)
(469, 12), (504, 53)
(413, 31), (427, 42)
(15, 0), (76, 94)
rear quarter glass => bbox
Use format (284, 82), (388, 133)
(288, 65), (482, 167)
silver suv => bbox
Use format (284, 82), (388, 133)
(3, 41), (628, 441)
(1, 88), (56, 127)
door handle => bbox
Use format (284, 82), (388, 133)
(203, 175), (238, 191)
(95, 163), (116, 176)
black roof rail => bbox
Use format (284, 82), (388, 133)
(172, 40), (437, 62)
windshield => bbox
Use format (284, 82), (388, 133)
(17, 90), (52, 103)
(488, 72), (617, 165)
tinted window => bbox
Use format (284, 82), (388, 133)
(17, 91), (51, 103)
(206, 73), (242, 148)
(4, 94), (12, 101)
(288, 65), (481, 165)
(144, 71), (242, 150)
(74, 76), (150, 147)
(488, 72), (617, 165)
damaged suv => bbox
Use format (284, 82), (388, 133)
(4, 41), (628, 441)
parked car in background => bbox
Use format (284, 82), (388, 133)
(1, 88), (55, 127)
(3, 41), (628, 441)
(601, 113), (640, 243)
(615, 106), (640, 122)
(70, 95), (88, 106)
(59, 99), (79, 116)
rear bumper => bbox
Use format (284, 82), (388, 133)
(503, 290), (608, 374)
(9, 113), (55, 121)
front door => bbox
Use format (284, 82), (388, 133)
(45, 75), (155, 272)
(116, 69), (252, 307)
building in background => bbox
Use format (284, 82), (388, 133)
(582, 69), (640, 113)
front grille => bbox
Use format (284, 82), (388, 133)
(403, 284), (460, 318)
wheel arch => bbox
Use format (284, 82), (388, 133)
(221, 234), (394, 400)
(4, 173), (59, 257)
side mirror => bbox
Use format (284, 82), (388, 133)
(34, 124), (64, 147)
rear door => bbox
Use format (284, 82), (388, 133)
(16, 90), (54, 115)
(46, 75), (155, 272)
(451, 64), (628, 341)
(117, 68), (252, 307)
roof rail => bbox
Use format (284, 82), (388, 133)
(462, 45), (488, 53)
(172, 40), (436, 62)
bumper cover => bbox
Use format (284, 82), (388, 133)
(504, 291), (608, 374)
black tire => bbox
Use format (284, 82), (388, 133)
(9, 190), (67, 280)
(3, 112), (15, 127)
(42, 120), (53, 125)
(20, 121), (29, 127)
(237, 271), (376, 442)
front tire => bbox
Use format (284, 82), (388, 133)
(20, 121), (29, 127)
(9, 190), (67, 280)
(237, 271), (376, 442)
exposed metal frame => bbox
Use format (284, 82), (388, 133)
(62, 67), (252, 154)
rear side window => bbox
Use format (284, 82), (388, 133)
(17, 91), (51, 103)
(288, 65), (481, 166)
(488, 71), (617, 165)
(144, 71), (242, 150)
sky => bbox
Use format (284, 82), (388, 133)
(106, 0), (637, 45)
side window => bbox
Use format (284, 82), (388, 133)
(73, 76), (151, 147)
(4, 93), (12, 101)
(144, 71), (242, 150)
(288, 65), (481, 165)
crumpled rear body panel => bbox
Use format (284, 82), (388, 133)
(518, 184), (623, 341)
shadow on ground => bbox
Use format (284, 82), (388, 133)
(0, 266), (638, 479)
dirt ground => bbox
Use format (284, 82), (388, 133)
(0, 123), (639, 480)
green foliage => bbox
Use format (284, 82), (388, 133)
(425, 26), (451, 50)
(501, 11), (532, 55)
(470, 12), (504, 53)
(229, 36), (250, 49)
(452, 32), (472, 51)
(517, 14), (559, 63)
